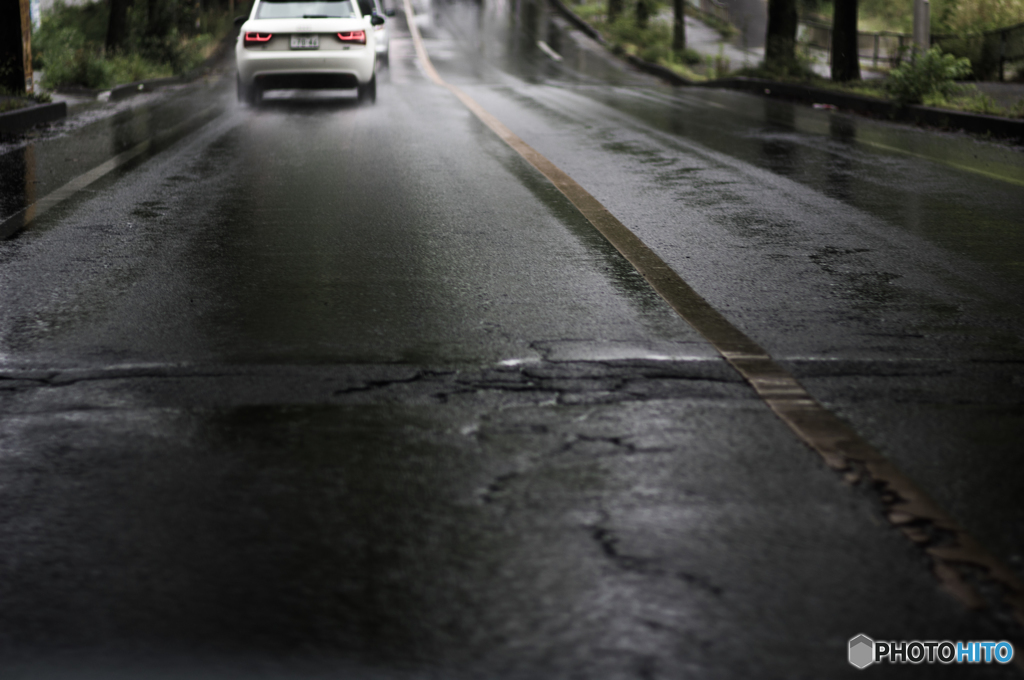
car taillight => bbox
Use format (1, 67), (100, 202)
(337, 30), (366, 45)
(244, 32), (273, 44)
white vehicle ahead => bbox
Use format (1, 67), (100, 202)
(357, 0), (395, 66)
(235, 0), (382, 105)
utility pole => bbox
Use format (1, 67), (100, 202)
(913, 0), (930, 53)
(1, 0), (34, 95)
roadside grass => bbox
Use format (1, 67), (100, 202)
(33, 1), (233, 91)
(925, 91), (1024, 117)
(0, 87), (53, 112)
(0, 99), (33, 113)
(570, 0), (738, 81)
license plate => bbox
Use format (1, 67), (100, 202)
(290, 35), (319, 49)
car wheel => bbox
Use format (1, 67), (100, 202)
(246, 83), (262, 107)
(358, 73), (376, 104)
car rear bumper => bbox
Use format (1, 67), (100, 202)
(253, 71), (361, 89)
(237, 49), (375, 87)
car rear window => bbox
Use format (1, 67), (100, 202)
(256, 0), (357, 19)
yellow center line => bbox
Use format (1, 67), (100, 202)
(400, 0), (1024, 631)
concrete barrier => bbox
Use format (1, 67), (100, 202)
(0, 101), (67, 134)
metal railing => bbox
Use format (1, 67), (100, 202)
(933, 21), (1024, 81)
(798, 20), (913, 69)
(800, 18), (1024, 80)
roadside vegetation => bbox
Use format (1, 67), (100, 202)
(32, 0), (237, 91)
(570, 0), (736, 81)
(566, 0), (1024, 116)
(0, 85), (52, 109)
(737, 48), (1024, 117)
(800, 0), (1024, 83)
(0, 96), (48, 113)
(801, 0), (1024, 35)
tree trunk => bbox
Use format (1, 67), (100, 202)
(106, 0), (134, 52)
(831, 0), (860, 81)
(608, 0), (623, 24)
(765, 0), (798, 72)
(673, 0), (685, 54)
(146, 0), (174, 39)
(0, 0), (32, 95)
(635, 0), (650, 29)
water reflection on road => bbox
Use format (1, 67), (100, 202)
(441, 0), (1024, 294)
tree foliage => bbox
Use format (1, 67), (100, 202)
(35, 0), (223, 89)
(945, 0), (1024, 33)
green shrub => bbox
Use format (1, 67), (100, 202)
(39, 41), (114, 89)
(885, 47), (972, 105)
(679, 47), (702, 65)
(739, 55), (817, 81)
(604, 10), (719, 72)
(33, 1), (107, 70)
(33, 0), (227, 90)
(0, 99), (31, 113)
(573, 2), (607, 22)
(107, 52), (174, 85)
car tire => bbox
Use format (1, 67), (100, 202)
(358, 73), (376, 104)
(239, 76), (262, 107)
(247, 83), (262, 107)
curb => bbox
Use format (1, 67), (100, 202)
(704, 76), (1024, 142)
(109, 76), (183, 102)
(545, 0), (1023, 142)
(0, 101), (68, 134)
(53, 84), (103, 98)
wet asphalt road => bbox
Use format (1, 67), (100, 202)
(1, 1), (1024, 678)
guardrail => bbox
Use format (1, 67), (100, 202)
(798, 19), (918, 69)
(799, 18), (1024, 80)
(933, 21), (1024, 81)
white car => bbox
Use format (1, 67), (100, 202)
(357, 0), (395, 66)
(235, 0), (382, 105)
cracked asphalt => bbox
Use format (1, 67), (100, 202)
(0, 0), (1023, 677)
